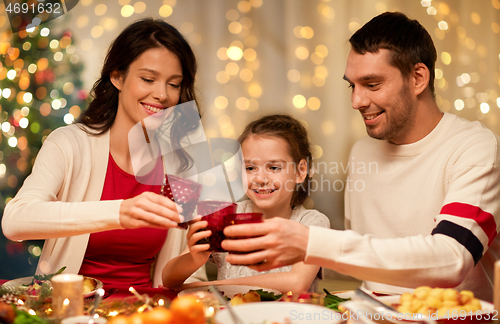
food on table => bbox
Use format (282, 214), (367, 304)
(229, 289), (282, 306)
(396, 286), (482, 316)
(169, 295), (205, 324)
(108, 296), (205, 324)
(17, 267), (96, 297)
(82, 278), (96, 295)
(0, 301), (15, 324)
(230, 291), (261, 306)
(322, 289), (351, 312)
(0, 304), (47, 324)
(140, 307), (174, 324)
(21, 266), (67, 296)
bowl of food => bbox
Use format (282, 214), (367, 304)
(2, 275), (102, 299)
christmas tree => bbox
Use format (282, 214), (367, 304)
(0, 18), (86, 278)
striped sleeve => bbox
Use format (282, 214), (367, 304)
(432, 132), (500, 265)
(431, 205), (493, 264)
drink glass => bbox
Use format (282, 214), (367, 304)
(196, 201), (237, 252)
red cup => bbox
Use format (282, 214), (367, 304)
(196, 201), (237, 252)
(223, 212), (263, 255)
(225, 212), (263, 227)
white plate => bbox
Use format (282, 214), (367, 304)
(341, 295), (495, 322)
(215, 302), (342, 324)
(2, 276), (103, 298)
(178, 284), (282, 299)
(378, 295), (494, 314)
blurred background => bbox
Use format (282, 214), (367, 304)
(0, 0), (499, 283)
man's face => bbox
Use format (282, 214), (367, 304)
(344, 49), (417, 144)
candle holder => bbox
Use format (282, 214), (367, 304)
(51, 274), (84, 320)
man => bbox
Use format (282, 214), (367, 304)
(222, 12), (500, 301)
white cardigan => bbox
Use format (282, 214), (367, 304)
(2, 124), (206, 286)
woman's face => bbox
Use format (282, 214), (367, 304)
(111, 47), (183, 131)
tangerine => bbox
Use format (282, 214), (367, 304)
(169, 295), (205, 324)
(142, 307), (174, 324)
(128, 313), (144, 324)
(108, 315), (130, 324)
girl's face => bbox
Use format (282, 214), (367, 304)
(242, 135), (307, 216)
(111, 47), (183, 131)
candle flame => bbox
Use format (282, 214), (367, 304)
(28, 309), (36, 316)
(18, 299), (24, 305)
(94, 314), (99, 318)
(158, 299), (164, 306)
(63, 274), (70, 281)
(63, 298), (70, 306)
(108, 311), (118, 317)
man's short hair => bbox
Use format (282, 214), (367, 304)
(349, 12), (437, 96)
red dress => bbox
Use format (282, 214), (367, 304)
(79, 154), (167, 288)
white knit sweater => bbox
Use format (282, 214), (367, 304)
(305, 113), (500, 301)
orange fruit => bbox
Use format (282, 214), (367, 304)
(108, 315), (130, 324)
(169, 295), (205, 324)
(142, 307), (174, 324)
(128, 313), (144, 324)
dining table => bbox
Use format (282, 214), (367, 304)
(0, 279), (179, 301)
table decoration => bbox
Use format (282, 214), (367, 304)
(51, 274), (84, 320)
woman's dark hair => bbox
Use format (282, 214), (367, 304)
(238, 114), (312, 209)
(77, 18), (200, 171)
(349, 11), (437, 96)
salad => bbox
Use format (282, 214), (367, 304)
(22, 266), (67, 296)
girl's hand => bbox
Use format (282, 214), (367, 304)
(187, 219), (212, 266)
(119, 191), (183, 229)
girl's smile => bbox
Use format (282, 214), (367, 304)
(242, 135), (307, 219)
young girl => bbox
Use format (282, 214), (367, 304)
(2, 18), (206, 288)
(162, 114), (330, 293)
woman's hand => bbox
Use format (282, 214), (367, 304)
(186, 220), (212, 266)
(119, 191), (183, 229)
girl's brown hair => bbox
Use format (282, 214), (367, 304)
(238, 114), (312, 208)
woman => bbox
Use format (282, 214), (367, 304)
(2, 18), (206, 288)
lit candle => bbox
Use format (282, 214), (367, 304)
(51, 274), (84, 319)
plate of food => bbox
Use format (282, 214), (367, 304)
(178, 284), (282, 304)
(340, 287), (495, 324)
(2, 275), (103, 298)
(215, 302), (342, 324)
(377, 294), (494, 323)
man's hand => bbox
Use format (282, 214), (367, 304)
(222, 217), (309, 271)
